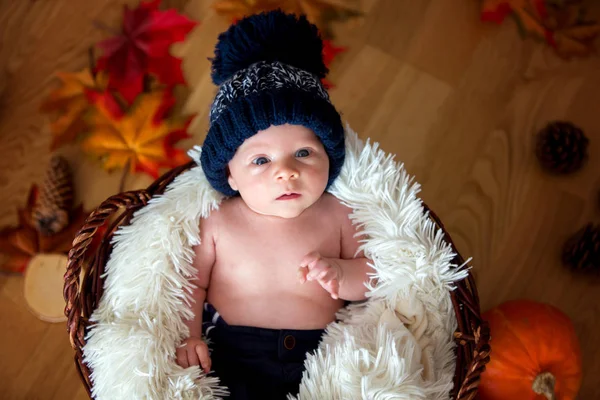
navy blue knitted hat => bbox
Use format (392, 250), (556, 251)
(200, 9), (345, 196)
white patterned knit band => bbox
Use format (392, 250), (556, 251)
(209, 61), (331, 124)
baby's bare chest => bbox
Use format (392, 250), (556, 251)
(216, 216), (341, 272)
(212, 203), (342, 291)
(206, 197), (348, 327)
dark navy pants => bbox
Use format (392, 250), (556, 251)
(202, 303), (324, 399)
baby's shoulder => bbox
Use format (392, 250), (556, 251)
(199, 197), (240, 232)
(205, 196), (242, 221)
(318, 193), (353, 220)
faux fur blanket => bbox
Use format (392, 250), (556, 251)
(83, 126), (469, 399)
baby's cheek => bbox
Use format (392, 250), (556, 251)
(242, 174), (265, 190)
(304, 161), (325, 175)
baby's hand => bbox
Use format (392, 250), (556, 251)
(176, 336), (211, 373)
(298, 251), (343, 299)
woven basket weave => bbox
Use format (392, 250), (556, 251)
(63, 161), (491, 399)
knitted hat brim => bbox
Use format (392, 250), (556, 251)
(200, 88), (345, 197)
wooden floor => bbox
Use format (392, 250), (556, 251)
(1, 0), (599, 398)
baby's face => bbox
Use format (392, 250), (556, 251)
(227, 124), (329, 219)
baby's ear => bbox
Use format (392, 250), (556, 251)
(227, 168), (238, 191)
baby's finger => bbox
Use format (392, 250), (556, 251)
(307, 259), (329, 280)
(297, 266), (308, 283)
(323, 279), (340, 299)
(187, 348), (200, 367)
(195, 344), (211, 373)
(317, 268), (336, 282)
(331, 279), (340, 299)
(177, 349), (189, 368)
(300, 251), (320, 268)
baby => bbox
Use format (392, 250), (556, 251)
(176, 10), (372, 399)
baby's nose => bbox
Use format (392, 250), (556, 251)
(276, 162), (299, 180)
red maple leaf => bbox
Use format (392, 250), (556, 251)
(96, 0), (198, 103)
(481, 0), (547, 25)
(321, 39), (347, 89)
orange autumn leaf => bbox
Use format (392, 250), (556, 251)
(542, 1), (580, 30)
(542, 0), (600, 59)
(40, 69), (107, 150)
(482, 0), (600, 59)
(550, 21), (600, 59)
(481, 0), (545, 23)
(82, 90), (192, 179)
(512, 0), (549, 40)
(212, 0), (362, 39)
(482, 0), (549, 39)
(212, 0), (255, 18)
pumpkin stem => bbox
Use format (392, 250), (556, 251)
(532, 372), (557, 400)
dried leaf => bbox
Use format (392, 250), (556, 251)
(39, 69), (107, 150)
(512, 0), (549, 39)
(321, 39), (347, 89)
(481, 0), (549, 39)
(552, 22), (600, 58)
(211, 0), (256, 18)
(543, 0), (600, 59)
(96, 0), (198, 103)
(481, 0), (599, 59)
(0, 186), (90, 275)
(212, 0), (362, 39)
(38, 205), (88, 254)
(481, 0), (528, 23)
(82, 90), (192, 179)
(559, 22), (600, 40)
(543, 2), (581, 30)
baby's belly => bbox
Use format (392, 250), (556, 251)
(206, 269), (345, 330)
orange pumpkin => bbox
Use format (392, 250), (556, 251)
(479, 300), (582, 400)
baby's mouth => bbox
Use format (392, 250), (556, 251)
(277, 192), (301, 200)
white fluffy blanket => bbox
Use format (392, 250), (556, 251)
(83, 126), (469, 399)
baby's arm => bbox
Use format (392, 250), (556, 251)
(299, 206), (373, 301)
(176, 214), (217, 371)
(334, 209), (372, 301)
(187, 215), (216, 336)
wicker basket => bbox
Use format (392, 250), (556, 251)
(63, 161), (491, 400)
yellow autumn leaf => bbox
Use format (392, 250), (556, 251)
(212, 0), (362, 38)
(82, 91), (191, 179)
(552, 22), (600, 59)
(512, 0), (548, 40)
(40, 69), (107, 150)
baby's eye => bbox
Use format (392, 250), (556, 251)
(252, 156), (269, 166)
(296, 149), (310, 158)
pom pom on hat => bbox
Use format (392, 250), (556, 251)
(210, 9), (328, 85)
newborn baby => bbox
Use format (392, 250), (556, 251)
(175, 10), (372, 399)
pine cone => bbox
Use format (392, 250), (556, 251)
(562, 223), (600, 273)
(32, 155), (74, 235)
(535, 121), (589, 174)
